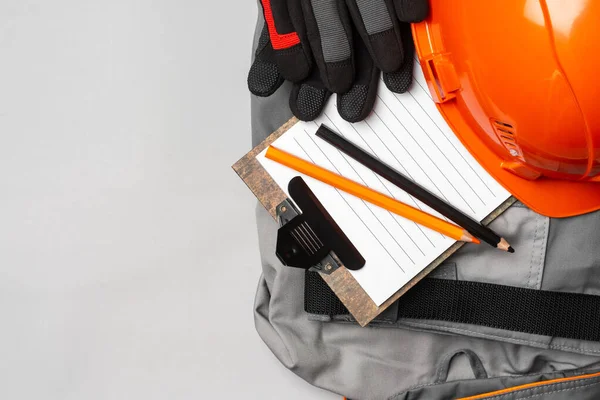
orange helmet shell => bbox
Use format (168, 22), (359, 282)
(412, 0), (600, 217)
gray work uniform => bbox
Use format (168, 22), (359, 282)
(249, 14), (600, 400)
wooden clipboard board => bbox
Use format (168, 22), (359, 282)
(233, 117), (517, 327)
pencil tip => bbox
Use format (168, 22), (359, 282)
(498, 238), (514, 252)
(461, 231), (480, 244)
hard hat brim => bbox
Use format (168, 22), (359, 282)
(412, 22), (600, 218)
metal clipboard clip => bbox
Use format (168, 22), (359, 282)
(275, 177), (365, 275)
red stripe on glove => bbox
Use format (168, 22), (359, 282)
(261, 0), (300, 50)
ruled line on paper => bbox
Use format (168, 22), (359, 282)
(294, 132), (402, 262)
(322, 112), (425, 212)
(307, 131), (421, 262)
(333, 140), (433, 252)
(294, 134), (407, 272)
(320, 114), (435, 250)
(367, 110), (460, 217)
(320, 111), (443, 244)
(364, 113), (454, 236)
(380, 93), (486, 205)
(292, 136), (382, 244)
(377, 96), (456, 197)
(369, 106), (453, 206)
(364, 116), (426, 188)
(382, 73), (499, 200)
(404, 90), (494, 198)
(317, 105), (457, 250)
(403, 85), (497, 198)
(305, 131), (411, 268)
(307, 132), (415, 266)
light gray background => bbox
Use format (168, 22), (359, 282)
(0, 2), (336, 399)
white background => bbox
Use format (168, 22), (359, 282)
(0, 1), (336, 399)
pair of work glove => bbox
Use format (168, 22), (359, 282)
(248, 0), (429, 123)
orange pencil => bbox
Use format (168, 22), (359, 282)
(266, 146), (479, 244)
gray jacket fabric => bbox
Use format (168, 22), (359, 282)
(249, 15), (600, 400)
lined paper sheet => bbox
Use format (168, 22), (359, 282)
(257, 63), (510, 306)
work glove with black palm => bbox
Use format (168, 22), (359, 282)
(248, 0), (429, 123)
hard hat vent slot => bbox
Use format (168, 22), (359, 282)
(492, 120), (516, 136)
(493, 120), (514, 130)
(492, 120), (521, 157)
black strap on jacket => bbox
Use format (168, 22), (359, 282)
(304, 271), (600, 342)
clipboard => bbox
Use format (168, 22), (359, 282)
(233, 117), (516, 327)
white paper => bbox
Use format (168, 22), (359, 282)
(257, 64), (511, 306)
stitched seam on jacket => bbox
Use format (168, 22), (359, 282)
(484, 380), (600, 399)
(527, 214), (539, 289)
(531, 215), (549, 290)
(397, 320), (600, 353)
(536, 216), (549, 289)
(388, 371), (600, 400)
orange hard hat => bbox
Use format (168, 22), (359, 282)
(412, 0), (600, 218)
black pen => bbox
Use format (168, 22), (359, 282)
(315, 124), (514, 253)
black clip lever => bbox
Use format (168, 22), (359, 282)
(275, 176), (365, 274)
